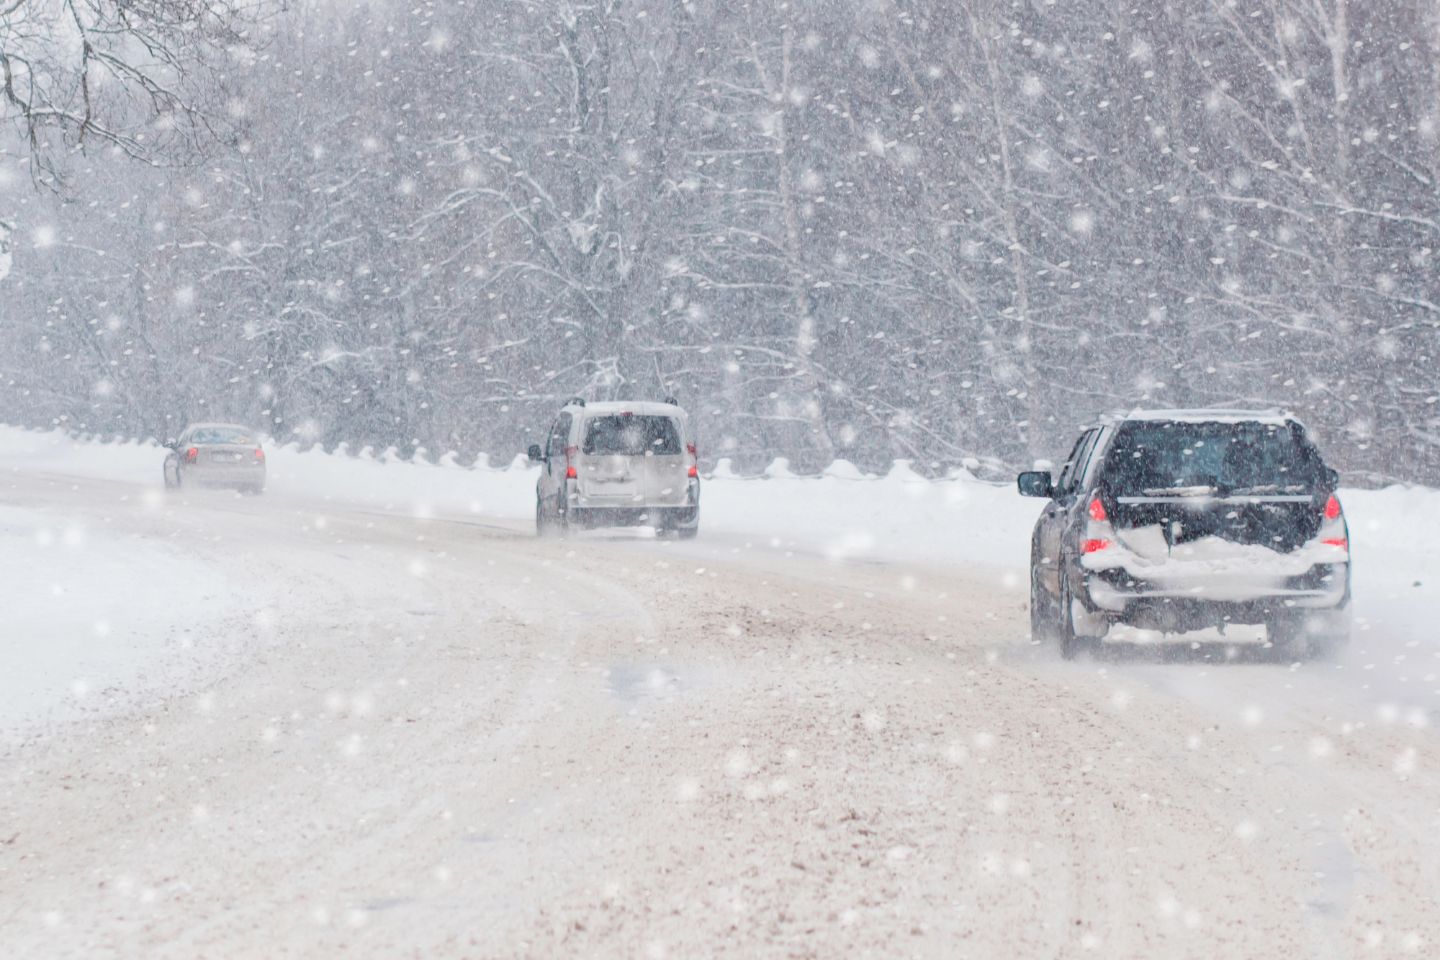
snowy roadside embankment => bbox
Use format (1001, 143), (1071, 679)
(1, 425), (1436, 684)
(2, 425), (1437, 577)
(0, 426), (1042, 568)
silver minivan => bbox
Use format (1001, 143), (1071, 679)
(528, 399), (700, 538)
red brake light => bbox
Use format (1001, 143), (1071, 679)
(1322, 537), (1348, 549)
(566, 465), (578, 479)
(1324, 495), (1341, 520)
(1088, 498), (1107, 522)
(1081, 538), (1111, 554)
(254, 448), (265, 461)
(185, 446), (199, 462)
(688, 465), (699, 479)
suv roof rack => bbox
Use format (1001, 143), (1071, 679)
(564, 396), (586, 408)
(1124, 407), (1294, 424)
(663, 396), (679, 407)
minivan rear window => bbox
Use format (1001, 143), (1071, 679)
(1102, 421), (1324, 496)
(583, 416), (682, 456)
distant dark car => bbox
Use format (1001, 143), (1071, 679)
(1017, 409), (1350, 658)
(163, 423), (267, 494)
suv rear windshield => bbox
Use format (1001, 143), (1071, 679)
(583, 416), (682, 456)
(1102, 420), (1324, 496)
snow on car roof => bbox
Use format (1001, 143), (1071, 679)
(1122, 408), (1296, 425)
(567, 400), (687, 418)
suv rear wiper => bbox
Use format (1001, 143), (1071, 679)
(1139, 485), (1219, 497)
(1223, 484), (1308, 496)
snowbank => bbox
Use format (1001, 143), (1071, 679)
(2, 425), (1436, 570)
(0, 425), (1435, 668)
(0, 427), (1042, 568)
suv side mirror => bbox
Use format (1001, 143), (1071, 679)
(163, 438), (177, 450)
(527, 444), (544, 463)
(1016, 470), (1055, 499)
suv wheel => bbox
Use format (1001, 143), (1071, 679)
(1029, 560), (1053, 644)
(1268, 609), (1350, 659)
(1058, 572), (1099, 660)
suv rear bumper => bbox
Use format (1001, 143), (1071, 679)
(1082, 563), (1348, 630)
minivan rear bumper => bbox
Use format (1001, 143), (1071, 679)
(570, 505), (699, 529)
(569, 477), (699, 515)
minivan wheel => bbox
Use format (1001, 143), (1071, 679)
(537, 495), (567, 538)
(556, 487), (574, 538)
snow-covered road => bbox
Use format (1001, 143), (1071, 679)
(2, 463), (1438, 958)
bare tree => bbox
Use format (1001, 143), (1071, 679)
(1, 0), (263, 180)
(1, 0), (1436, 481)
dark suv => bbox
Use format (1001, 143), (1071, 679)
(1017, 410), (1350, 658)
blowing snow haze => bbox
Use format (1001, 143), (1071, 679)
(0, 0), (1436, 481)
(3, 3), (1440, 959)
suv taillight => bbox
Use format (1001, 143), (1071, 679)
(1321, 494), (1347, 549)
(185, 447), (199, 463)
(254, 448), (265, 461)
(565, 445), (578, 480)
(1082, 496), (1113, 554)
